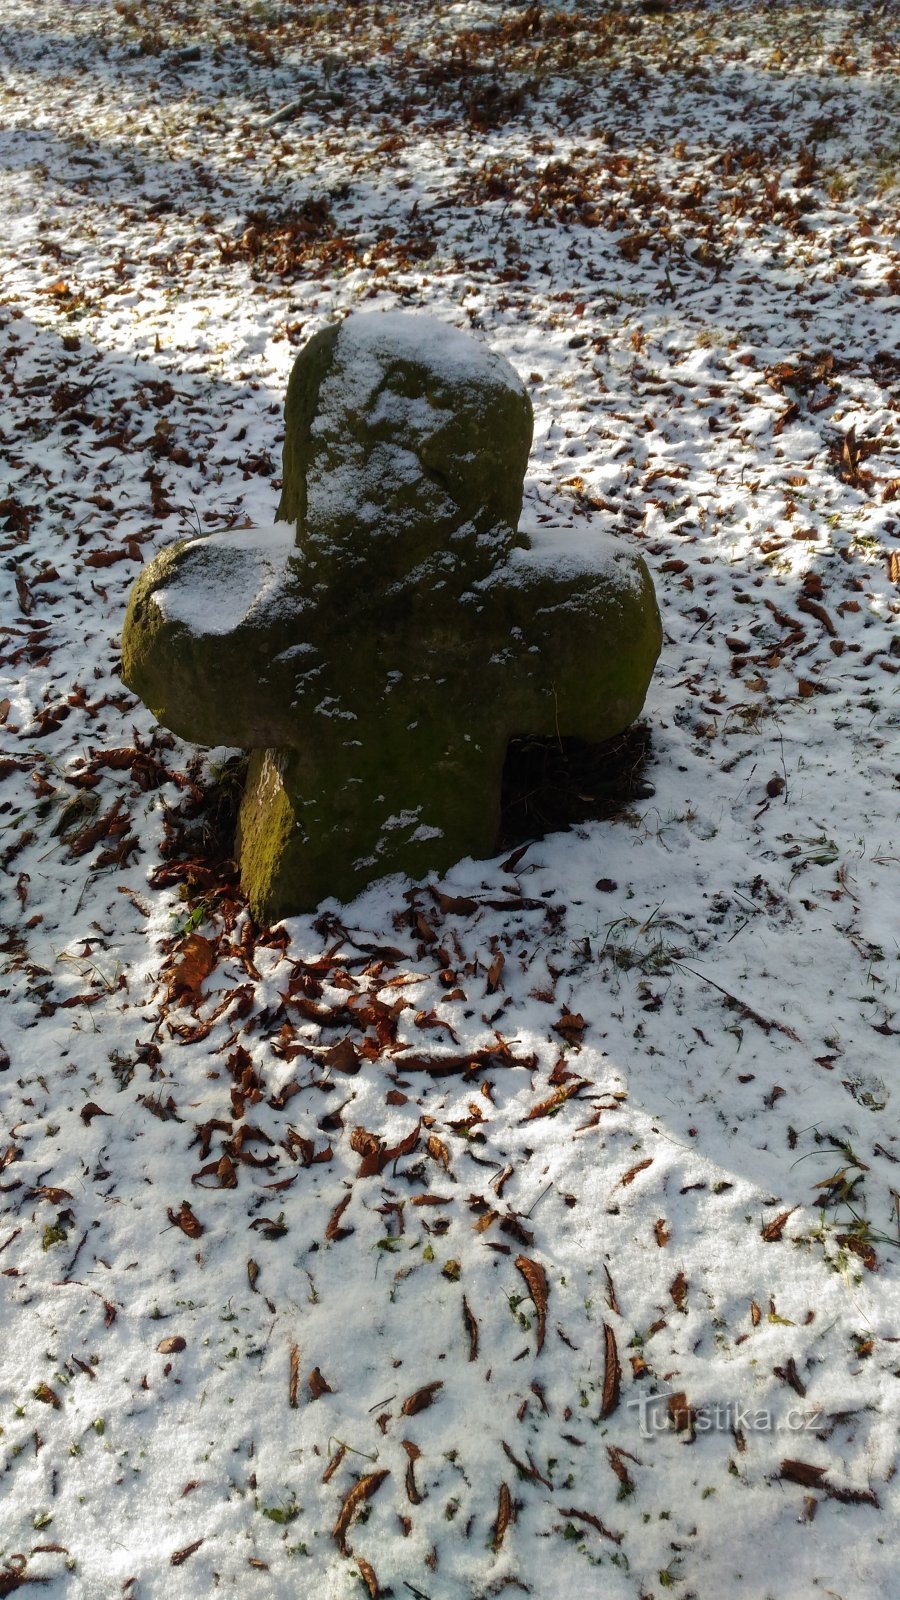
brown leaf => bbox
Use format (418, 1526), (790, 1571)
(780, 1458), (879, 1507)
(781, 1459), (827, 1488)
(667, 1391), (694, 1435)
(774, 1356), (806, 1397)
(670, 1270), (688, 1312)
(774, 401), (800, 435)
(308, 1366), (333, 1399)
(462, 1295), (479, 1361)
(493, 1481), (512, 1551)
(600, 1322), (621, 1418)
(403, 1438), (423, 1504)
(751, 1300), (762, 1326)
(514, 1254), (548, 1353)
(170, 1538), (204, 1566)
(156, 1336), (186, 1355)
(654, 1217), (671, 1247)
(33, 1382), (61, 1408)
(169, 933), (216, 998)
(620, 1158), (653, 1187)
(166, 1201), (203, 1239)
(486, 950), (505, 994)
(351, 1121), (420, 1178)
(84, 547), (131, 568)
(501, 1439), (552, 1487)
(248, 1213), (288, 1240)
(554, 1011), (587, 1046)
(325, 1191), (353, 1241)
(426, 1133), (451, 1171)
(836, 1233), (877, 1271)
(606, 1446), (636, 1493)
(401, 1381), (443, 1416)
(415, 911), (439, 944)
(356, 1556), (379, 1599)
(433, 891), (479, 915)
(797, 595), (836, 637)
(289, 1343), (300, 1409)
(191, 1153), (238, 1189)
(80, 1102), (110, 1124)
(323, 1444), (346, 1483)
(320, 1036), (361, 1075)
(27, 1184), (73, 1204)
(526, 1079), (588, 1119)
(761, 1207), (798, 1243)
(247, 1259), (260, 1292)
(332, 1469), (389, 1554)
(558, 1506), (623, 1544)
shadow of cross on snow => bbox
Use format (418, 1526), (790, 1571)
(121, 312), (661, 920)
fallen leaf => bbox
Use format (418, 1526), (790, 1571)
(493, 1481), (512, 1551)
(761, 1207), (798, 1242)
(462, 1295), (479, 1361)
(514, 1254), (548, 1353)
(169, 933), (215, 998)
(403, 1439), (423, 1505)
(401, 1381), (443, 1416)
(836, 1233), (878, 1270)
(667, 1391), (694, 1435)
(620, 1158), (653, 1187)
(554, 1011), (587, 1046)
(433, 890), (479, 915)
(166, 1201), (203, 1239)
(170, 1539), (204, 1566)
(325, 1191), (353, 1241)
(599, 1322), (621, 1418)
(356, 1556), (379, 1599)
(426, 1133), (451, 1170)
(332, 1469), (390, 1554)
(558, 1506), (622, 1544)
(670, 1270), (688, 1312)
(80, 1102), (111, 1124)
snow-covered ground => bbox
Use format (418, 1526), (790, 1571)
(1, 2), (898, 1595)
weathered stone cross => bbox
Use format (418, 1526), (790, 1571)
(122, 313), (660, 920)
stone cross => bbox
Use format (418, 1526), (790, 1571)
(122, 313), (661, 920)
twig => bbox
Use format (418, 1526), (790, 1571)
(525, 1182), (553, 1219)
(63, 1229), (89, 1281)
(678, 964), (800, 1041)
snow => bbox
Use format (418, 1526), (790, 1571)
(306, 312), (526, 545)
(1, 2), (899, 1598)
(335, 309), (529, 401)
(154, 522), (295, 635)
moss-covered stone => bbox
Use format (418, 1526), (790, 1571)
(121, 313), (662, 919)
